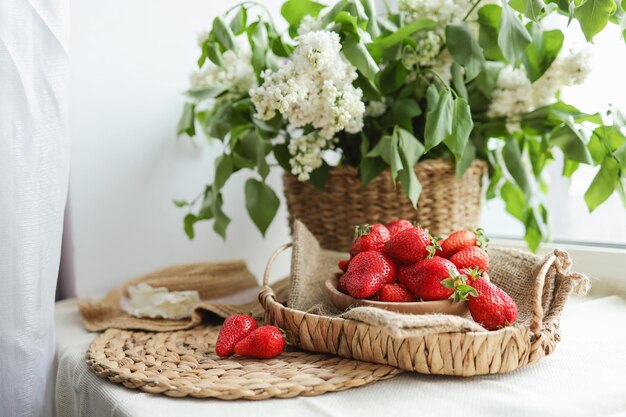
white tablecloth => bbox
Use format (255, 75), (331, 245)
(54, 295), (626, 417)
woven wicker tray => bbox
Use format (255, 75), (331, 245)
(87, 325), (401, 400)
(260, 242), (590, 376)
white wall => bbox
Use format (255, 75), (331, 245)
(70, 0), (290, 296)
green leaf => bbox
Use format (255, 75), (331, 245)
(360, 156), (388, 186)
(360, 0), (381, 37)
(378, 61), (408, 95)
(372, 18), (437, 49)
(584, 157), (620, 211)
(308, 162), (331, 190)
(184, 214), (199, 239)
(177, 102), (196, 137)
(273, 143), (292, 172)
(451, 63), (468, 100)
(424, 89), (454, 151)
(391, 98), (422, 132)
(206, 42), (224, 66)
(574, 0), (617, 41)
(614, 142), (626, 171)
(510, 0), (546, 20)
(444, 97), (474, 160)
(184, 85), (227, 100)
(396, 128), (424, 207)
(173, 199), (189, 208)
(214, 155), (233, 191)
(247, 22), (269, 80)
(445, 23), (486, 81)
(368, 135), (402, 182)
(281, 0), (326, 28)
(503, 138), (531, 197)
(245, 179), (280, 235)
(501, 181), (526, 221)
(478, 5), (505, 61)
(211, 192), (231, 239)
(212, 16), (236, 51)
(498, 2), (532, 64)
(456, 141), (477, 177)
(550, 123), (593, 164)
(229, 7), (248, 35)
(563, 159), (580, 177)
(523, 25), (564, 82)
(343, 34), (380, 79)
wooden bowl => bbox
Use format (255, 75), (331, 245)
(325, 276), (469, 316)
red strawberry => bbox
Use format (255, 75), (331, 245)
(440, 228), (488, 258)
(338, 259), (350, 272)
(379, 284), (416, 302)
(440, 229), (476, 257)
(215, 314), (258, 357)
(450, 246), (489, 272)
(465, 278), (517, 330)
(385, 219), (413, 237)
(398, 256), (457, 301)
(383, 227), (434, 264)
(337, 274), (349, 294)
(350, 224), (390, 258)
(342, 251), (396, 298)
(234, 325), (285, 359)
(369, 291), (382, 301)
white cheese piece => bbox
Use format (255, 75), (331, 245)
(123, 283), (200, 320)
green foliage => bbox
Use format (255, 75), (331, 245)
(175, 0), (625, 248)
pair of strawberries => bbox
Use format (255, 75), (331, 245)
(338, 220), (517, 330)
(215, 315), (285, 359)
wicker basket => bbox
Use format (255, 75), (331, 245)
(259, 243), (588, 377)
(283, 159), (486, 252)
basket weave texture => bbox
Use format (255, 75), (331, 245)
(283, 158), (486, 252)
(86, 326), (401, 400)
(259, 222), (590, 376)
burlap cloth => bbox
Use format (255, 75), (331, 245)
(288, 220), (589, 338)
(79, 260), (290, 332)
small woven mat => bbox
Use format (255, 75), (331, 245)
(87, 326), (401, 400)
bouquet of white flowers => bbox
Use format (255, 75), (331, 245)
(176, 0), (626, 250)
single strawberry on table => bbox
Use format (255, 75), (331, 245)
(350, 224), (390, 258)
(385, 219), (413, 238)
(450, 246), (489, 272)
(384, 226), (435, 264)
(379, 283), (416, 302)
(439, 228), (487, 258)
(398, 256), (457, 301)
(234, 325), (285, 359)
(215, 314), (258, 357)
(342, 250), (396, 298)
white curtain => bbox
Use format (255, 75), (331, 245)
(0, 0), (70, 416)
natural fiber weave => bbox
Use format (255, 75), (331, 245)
(86, 326), (401, 400)
(260, 223), (590, 376)
(79, 260), (290, 332)
(283, 158), (486, 252)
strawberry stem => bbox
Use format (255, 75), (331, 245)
(353, 224), (372, 241)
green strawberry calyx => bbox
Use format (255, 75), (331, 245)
(353, 224), (372, 241)
(441, 268), (478, 303)
(425, 234), (442, 259)
(473, 227), (489, 249)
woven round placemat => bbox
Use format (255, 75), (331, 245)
(87, 326), (402, 400)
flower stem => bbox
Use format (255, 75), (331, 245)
(463, 0), (483, 21)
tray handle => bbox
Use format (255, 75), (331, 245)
(259, 243), (292, 307)
(530, 249), (590, 338)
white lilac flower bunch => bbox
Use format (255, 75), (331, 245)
(250, 30), (364, 140)
(176, 0), (626, 251)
